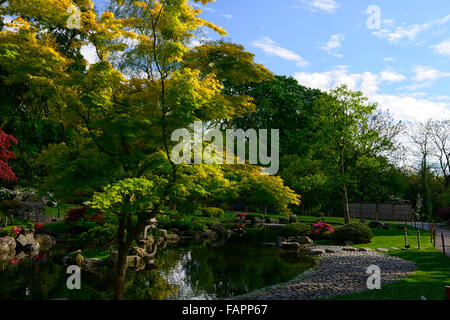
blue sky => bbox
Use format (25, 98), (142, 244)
(93, 0), (450, 123)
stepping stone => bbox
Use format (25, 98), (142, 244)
(325, 248), (338, 253)
(390, 247), (399, 250)
(357, 248), (371, 252)
(376, 248), (389, 252)
(342, 247), (357, 252)
(309, 249), (325, 255)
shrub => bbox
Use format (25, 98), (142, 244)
(80, 224), (117, 248)
(201, 207), (224, 218)
(65, 207), (87, 223)
(0, 199), (21, 210)
(281, 223), (311, 237)
(332, 223), (373, 244)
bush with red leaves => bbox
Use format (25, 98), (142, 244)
(0, 129), (18, 182)
(438, 207), (450, 221)
(65, 207), (88, 223)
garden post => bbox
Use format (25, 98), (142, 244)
(10, 214), (13, 225)
(442, 234), (446, 255)
(404, 226), (408, 248)
(417, 230), (421, 250)
(4, 216), (8, 227)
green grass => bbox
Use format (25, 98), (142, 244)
(323, 222), (450, 300)
(44, 203), (79, 217)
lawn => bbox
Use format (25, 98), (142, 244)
(317, 220), (450, 300)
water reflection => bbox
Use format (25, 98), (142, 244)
(0, 232), (314, 300)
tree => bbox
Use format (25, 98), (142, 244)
(409, 120), (435, 221)
(314, 85), (378, 224)
(0, 129), (18, 182)
(4, 0), (272, 299)
(430, 120), (450, 192)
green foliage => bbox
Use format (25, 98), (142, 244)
(281, 223), (311, 237)
(80, 224), (118, 249)
(200, 207), (224, 218)
(332, 222), (373, 244)
(0, 199), (21, 210)
(157, 215), (207, 233)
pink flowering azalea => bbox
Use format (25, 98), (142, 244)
(12, 227), (22, 236)
(10, 258), (19, 264)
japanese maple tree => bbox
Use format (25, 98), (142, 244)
(0, 128), (18, 182)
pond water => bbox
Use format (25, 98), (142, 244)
(0, 231), (314, 300)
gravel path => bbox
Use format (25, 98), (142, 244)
(406, 222), (450, 257)
(244, 245), (417, 300)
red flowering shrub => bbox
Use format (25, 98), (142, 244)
(0, 129), (18, 182)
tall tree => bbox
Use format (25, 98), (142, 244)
(6, 0), (272, 299)
(314, 85), (378, 224)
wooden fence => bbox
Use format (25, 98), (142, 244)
(348, 203), (413, 221)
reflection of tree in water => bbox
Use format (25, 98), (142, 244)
(161, 238), (314, 299)
(0, 250), (178, 300)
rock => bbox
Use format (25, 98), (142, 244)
(279, 218), (289, 224)
(325, 248), (338, 253)
(127, 255), (145, 271)
(280, 242), (301, 250)
(204, 230), (218, 242)
(83, 258), (106, 273)
(261, 242), (277, 248)
(265, 218), (277, 224)
(289, 215), (298, 223)
(166, 233), (180, 243)
(130, 246), (147, 258)
(294, 236), (313, 245)
(253, 217), (264, 225)
(15, 234), (38, 252)
(159, 229), (168, 239)
(390, 247), (399, 251)
(23, 242), (40, 253)
(34, 234), (55, 251)
(382, 223), (390, 230)
(75, 253), (85, 266)
(342, 247), (357, 252)
(357, 248), (371, 252)
(0, 237), (16, 252)
(368, 221), (384, 229)
(309, 249), (325, 255)
(376, 248), (389, 252)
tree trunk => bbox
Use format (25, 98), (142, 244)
(340, 146), (351, 224)
(114, 245), (128, 300)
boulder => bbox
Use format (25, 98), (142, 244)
(325, 248), (338, 253)
(357, 248), (371, 252)
(294, 236), (314, 245)
(376, 248), (389, 252)
(289, 215), (298, 224)
(279, 218), (289, 224)
(83, 258), (107, 273)
(166, 233), (180, 243)
(130, 246), (147, 258)
(0, 236), (16, 252)
(75, 253), (85, 266)
(368, 221), (384, 229)
(280, 242), (301, 250)
(342, 247), (357, 252)
(127, 255), (145, 271)
(23, 242), (40, 253)
(309, 249), (325, 255)
(204, 230), (218, 242)
(15, 233), (38, 252)
(34, 234), (55, 251)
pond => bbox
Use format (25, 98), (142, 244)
(0, 231), (315, 300)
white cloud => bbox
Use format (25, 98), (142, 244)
(252, 37), (309, 67)
(294, 66), (450, 122)
(383, 57), (395, 62)
(294, 66), (405, 96)
(372, 14), (450, 44)
(431, 39), (450, 56)
(412, 65), (450, 82)
(321, 33), (345, 58)
(299, 0), (339, 14)
(222, 14), (233, 19)
(380, 70), (406, 82)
